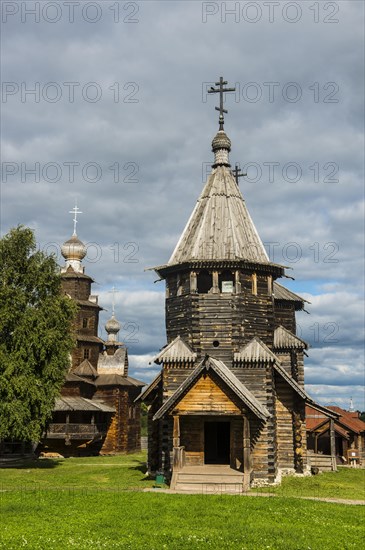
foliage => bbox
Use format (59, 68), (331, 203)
(0, 226), (76, 443)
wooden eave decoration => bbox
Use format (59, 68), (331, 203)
(153, 336), (197, 365)
(151, 259), (285, 279)
(153, 356), (270, 421)
(273, 325), (308, 350)
(234, 337), (279, 364)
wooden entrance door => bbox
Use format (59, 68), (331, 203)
(204, 421), (230, 464)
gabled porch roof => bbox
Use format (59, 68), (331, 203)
(153, 356), (270, 421)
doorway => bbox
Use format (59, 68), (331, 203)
(204, 421), (230, 464)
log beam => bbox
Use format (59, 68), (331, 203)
(243, 416), (251, 474)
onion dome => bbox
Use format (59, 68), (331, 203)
(105, 314), (121, 343)
(61, 233), (87, 273)
(212, 130), (231, 167)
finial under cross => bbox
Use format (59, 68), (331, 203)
(208, 77), (236, 130)
(232, 163), (247, 185)
(69, 201), (82, 236)
(108, 286), (119, 316)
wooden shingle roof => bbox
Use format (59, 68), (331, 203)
(273, 282), (308, 304)
(167, 166), (270, 266)
(153, 336), (197, 364)
(153, 356), (270, 421)
(274, 326), (308, 350)
(135, 371), (162, 403)
(53, 396), (114, 413)
(73, 359), (98, 379)
(234, 337), (278, 364)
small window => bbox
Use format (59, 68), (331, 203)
(82, 318), (88, 329)
(197, 270), (212, 294)
(83, 349), (90, 359)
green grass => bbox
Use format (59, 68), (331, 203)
(0, 455), (364, 549)
(0, 452), (154, 491)
(1, 491), (364, 550)
(258, 467), (365, 500)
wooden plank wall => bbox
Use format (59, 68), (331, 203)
(61, 276), (92, 301)
(274, 303), (297, 333)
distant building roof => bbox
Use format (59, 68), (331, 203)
(95, 374), (145, 388)
(327, 406), (365, 433)
(76, 335), (104, 344)
(73, 359), (98, 379)
(53, 396), (114, 413)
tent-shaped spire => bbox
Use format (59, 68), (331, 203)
(168, 164), (269, 265)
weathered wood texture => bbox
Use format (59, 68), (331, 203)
(166, 271), (277, 367)
(172, 373), (241, 415)
(273, 302), (297, 334)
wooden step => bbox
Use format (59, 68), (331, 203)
(171, 465), (249, 493)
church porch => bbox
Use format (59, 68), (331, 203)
(170, 413), (252, 492)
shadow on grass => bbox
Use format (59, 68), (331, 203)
(128, 460), (156, 483)
(0, 458), (61, 470)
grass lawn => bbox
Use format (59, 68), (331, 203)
(258, 466), (365, 500)
(0, 455), (364, 549)
(0, 452), (154, 491)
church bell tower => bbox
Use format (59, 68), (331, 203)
(139, 78), (333, 489)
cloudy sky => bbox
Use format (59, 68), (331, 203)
(1, 1), (364, 409)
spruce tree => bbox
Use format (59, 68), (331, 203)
(0, 226), (76, 443)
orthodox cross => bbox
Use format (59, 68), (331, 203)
(109, 286), (119, 316)
(69, 201), (82, 236)
(208, 77), (236, 130)
(232, 163), (247, 185)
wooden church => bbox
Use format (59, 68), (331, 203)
(41, 211), (145, 456)
(139, 78), (335, 490)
